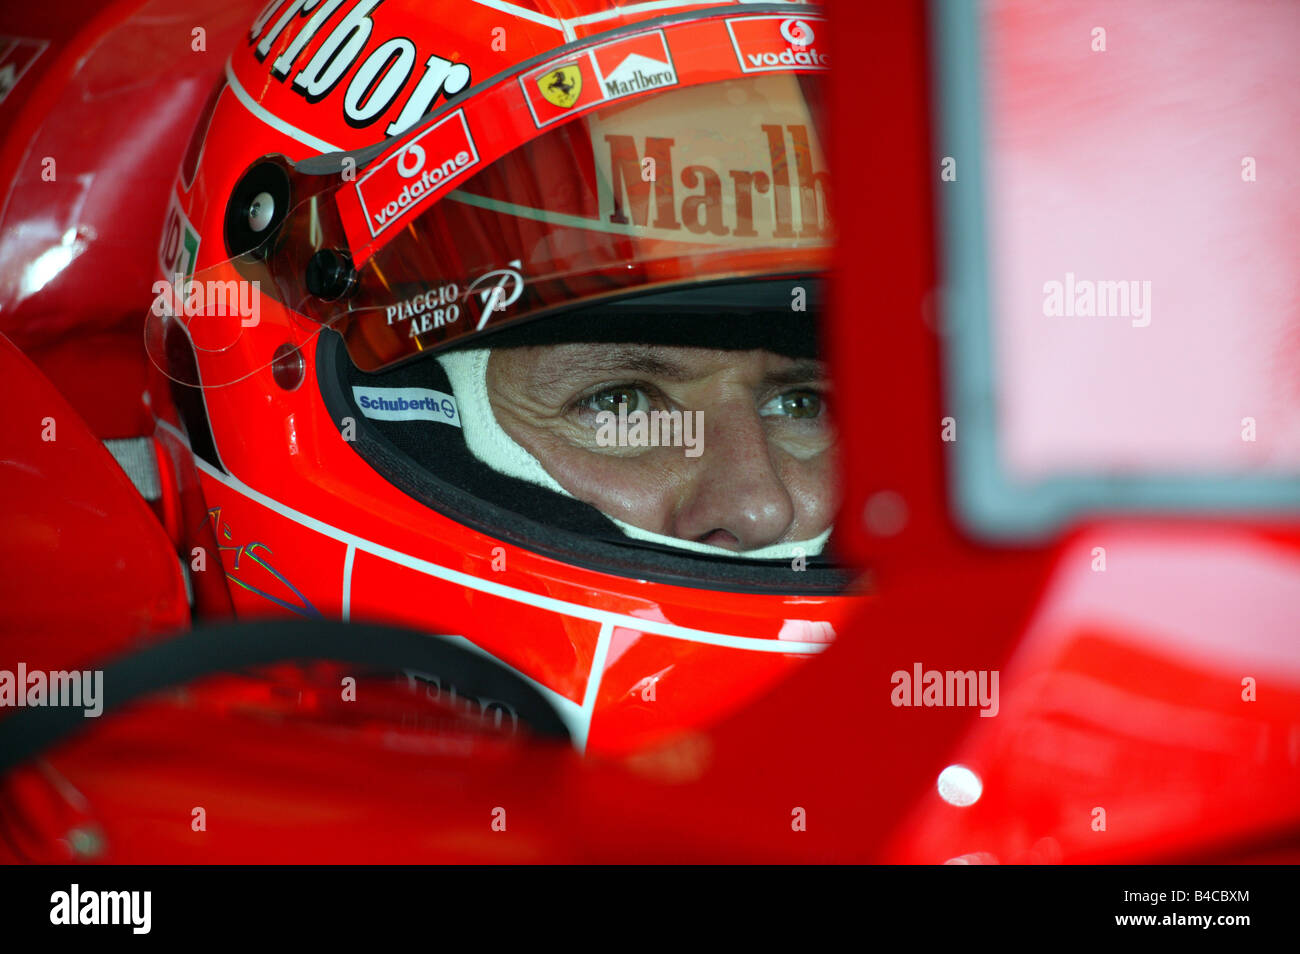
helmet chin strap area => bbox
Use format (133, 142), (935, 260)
(436, 348), (830, 560)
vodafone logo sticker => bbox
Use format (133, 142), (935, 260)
(355, 109), (479, 238)
(521, 29), (678, 129)
(726, 15), (829, 73)
(781, 19), (815, 47)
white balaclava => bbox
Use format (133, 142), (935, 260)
(437, 348), (831, 560)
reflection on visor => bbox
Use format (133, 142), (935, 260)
(147, 13), (830, 388)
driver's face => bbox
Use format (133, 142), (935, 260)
(486, 343), (837, 551)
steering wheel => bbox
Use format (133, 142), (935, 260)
(0, 619), (570, 773)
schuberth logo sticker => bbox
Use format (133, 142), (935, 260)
(726, 15), (829, 73)
(355, 109), (479, 238)
(521, 29), (678, 128)
(352, 386), (462, 427)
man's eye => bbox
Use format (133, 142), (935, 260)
(580, 386), (652, 415)
(761, 389), (824, 420)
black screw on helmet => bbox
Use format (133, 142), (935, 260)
(225, 159), (291, 259)
(305, 249), (357, 301)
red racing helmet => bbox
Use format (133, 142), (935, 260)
(146, 0), (861, 755)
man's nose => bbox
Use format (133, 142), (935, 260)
(670, 403), (795, 551)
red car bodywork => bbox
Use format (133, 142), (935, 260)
(0, 0), (1297, 863)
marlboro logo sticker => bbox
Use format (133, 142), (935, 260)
(521, 29), (678, 128)
(726, 15), (829, 73)
(354, 109), (479, 239)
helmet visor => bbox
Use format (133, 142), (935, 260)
(149, 11), (830, 386)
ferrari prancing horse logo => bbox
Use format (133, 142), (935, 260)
(539, 65), (581, 108)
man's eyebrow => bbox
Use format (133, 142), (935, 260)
(761, 361), (827, 388)
(532, 348), (826, 389)
(538, 346), (692, 385)
(599, 346), (691, 379)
